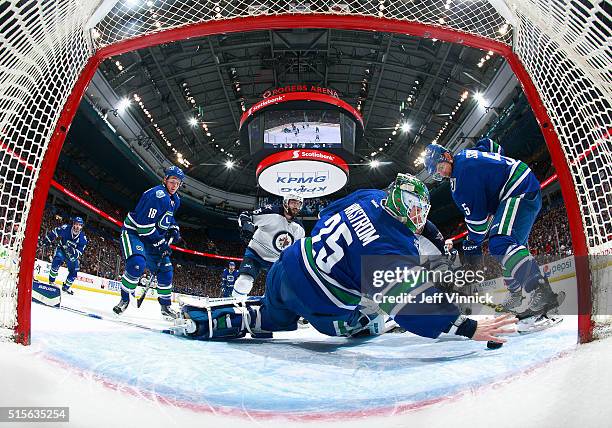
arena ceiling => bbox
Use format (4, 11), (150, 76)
(98, 28), (505, 196)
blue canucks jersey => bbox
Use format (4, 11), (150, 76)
(45, 224), (87, 261)
(221, 268), (237, 289)
(293, 189), (420, 309)
(276, 189), (460, 338)
(123, 184), (180, 243)
(450, 149), (540, 244)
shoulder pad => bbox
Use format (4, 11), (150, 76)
(156, 189), (166, 198)
(61, 225), (67, 229)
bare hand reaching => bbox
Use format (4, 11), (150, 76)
(472, 313), (518, 343)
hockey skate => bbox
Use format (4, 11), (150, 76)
(61, 284), (74, 295)
(113, 298), (129, 315)
(517, 313), (563, 334)
(512, 279), (566, 320)
(160, 305), (178, 320)
(495, 289), (524, 313)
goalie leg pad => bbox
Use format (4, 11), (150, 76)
(181, 303), (264, 340)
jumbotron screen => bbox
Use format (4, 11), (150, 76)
(263, 109), (343, 149)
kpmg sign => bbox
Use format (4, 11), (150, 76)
(256, 150), (348, 197)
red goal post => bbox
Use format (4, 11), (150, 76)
(0, 0), (609, 345)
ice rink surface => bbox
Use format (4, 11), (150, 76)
(2, 279), (612, 428)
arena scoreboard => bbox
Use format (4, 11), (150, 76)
(239, 87), (363, 197)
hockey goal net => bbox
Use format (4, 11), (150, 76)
(0, 0), (610, 344)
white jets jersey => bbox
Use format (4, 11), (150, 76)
(239, 205), (305, 262)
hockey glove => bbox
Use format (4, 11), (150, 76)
(152, 238), (172, 257)
(462, 239), (483, 267)
(240, 221), (257, 244)
(167, 224), (181, 243)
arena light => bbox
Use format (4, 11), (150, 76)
(369, 159), (380, 168)
(188, 117), (198, 127)
(116, 97), (130, 114)
(474, 92), (486, 105)
(225, 160), (235, 169)
(401, 122), (411, 133)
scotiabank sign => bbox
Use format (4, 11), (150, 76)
(256, 150), (349, 197)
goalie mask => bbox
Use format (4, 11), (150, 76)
(383, 173), (430, 233)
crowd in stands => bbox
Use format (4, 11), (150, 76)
(301, 198), (331, 217)
(37, 204), (124, 280)
(257, 195), (331, 218)
(53, 170), (128, 220)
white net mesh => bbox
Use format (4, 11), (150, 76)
(0, 0), (610, 342)
(92, 0), (512, 48)
(0, 1), (97, 341)
(510, 0), (612, 338)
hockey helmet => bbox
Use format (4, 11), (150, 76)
(165, 165), (185, 182)
(424, 143), (452, 181)
(283, 193), (304, 210)
(73, 216), (84, 225)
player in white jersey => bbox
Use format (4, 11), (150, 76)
(233, 193), (306, 299)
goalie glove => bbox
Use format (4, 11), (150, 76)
(152, 238), (172, 257)
(240, 221), (257, 244)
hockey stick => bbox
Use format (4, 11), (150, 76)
(136, 273), (157, 308)
(136, 237), (173, 308)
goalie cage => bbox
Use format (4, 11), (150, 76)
(0, 0), (610, 344)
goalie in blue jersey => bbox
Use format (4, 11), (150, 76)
(423, 138), (562, 317)
(176, 174), (515, 342)
(113, 166), (183, 319)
